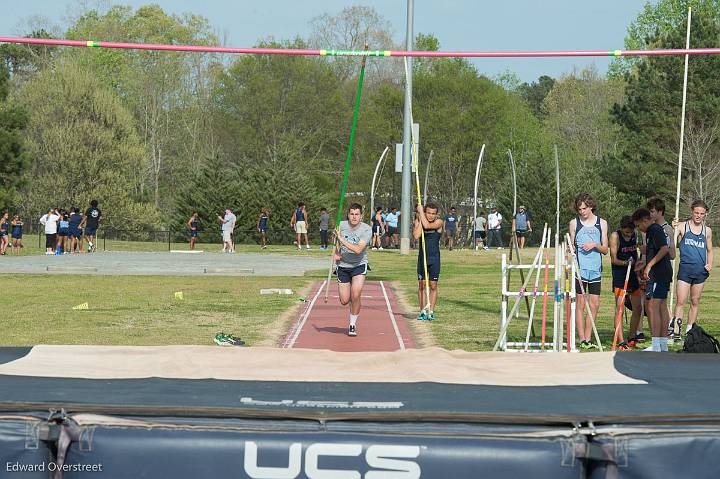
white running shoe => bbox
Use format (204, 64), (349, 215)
(348, 325), (357, 337)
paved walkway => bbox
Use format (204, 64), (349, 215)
(0, 251), (327, 276)
(282, 281), (416, 352)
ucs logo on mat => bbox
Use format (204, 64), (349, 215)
(244, 441), (421, 479)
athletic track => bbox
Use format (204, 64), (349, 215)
(282, 281), (416, 352)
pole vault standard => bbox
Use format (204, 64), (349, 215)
(3, 36), (720, 58)
(423, 149), (433, 204)
(370, 147), (391, 217)
(472, 145), (486, 251)
(670, 7), (692, 314)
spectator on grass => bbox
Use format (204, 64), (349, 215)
(40, 208), (60, 255)
(319, 207), (329, 250)
(69, 207), (84, 254)
(290, 202), (310, 250)
(487, 207), (503, 249)
(474, 212), (487, 250)
(187, 212), (200, 250)
(56, 210), (70, 254)
(218, 209), (236, 253)
(10, 214), (23, 255)
(80, 200), (101, 253)
(385, 207), (400, 249)
(0, 210), (9, 255)
(443, 206), (459, 251)
(512, 205), (532, 249)
(257, 208), (270, 250)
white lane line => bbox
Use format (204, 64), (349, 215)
(380, 281), (405, 351)
(285, 280), (326, 349)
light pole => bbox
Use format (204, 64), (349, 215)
(400, 0), (414, 255)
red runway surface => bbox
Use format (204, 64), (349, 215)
(282, 281), (416, 352)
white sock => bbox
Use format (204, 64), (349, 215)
(429, 310), (434, 315)
(651, 337), (661, 351)
(636, 330), (643, 335)
(660, 337), (669, 352)
(350, 314), (358, 326)
(686, 323), (692, 333)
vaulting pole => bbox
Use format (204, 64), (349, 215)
(473, 145), (486, 250)
(324, 47), (368, 303)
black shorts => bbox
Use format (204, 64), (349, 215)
(387, 226), (398, 236)
(85, 226), (97, 237)
(336, 263), (368, 283)
(612, 270), (640, 293)
(646, 281), (670, 300)
(445, 228), (456, 237)
(575, 278), (601, 295)
(515, 229), (528, 237)
(474, 231), (486, 239)
(45, 233), (57, 248)
(677, 266), (709, 286)
(418, 260), (440, 282)
(373, 225), (382, 235)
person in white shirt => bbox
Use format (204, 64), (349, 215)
(39, 208), (60, 255)
(218, 209), (237, 253)
(487, 207), (503, 249)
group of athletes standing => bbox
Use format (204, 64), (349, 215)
(0, 200), (102, 256)
(571, 193), (713, 352)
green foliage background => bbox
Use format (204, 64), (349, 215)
(2, 0), (719, 236)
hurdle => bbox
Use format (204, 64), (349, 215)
(499, 232), (577, 352)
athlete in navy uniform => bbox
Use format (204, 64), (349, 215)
(10, 215), (23, 255)
(609, 216), (641, 350)
(57, 211), (70, 254)
(187, 212), (200, 250)
(0, 210), (9, 255)
(81, 200), (102, 253)
(443, 207), (458, 251)
(68, 207), (83, 254)
(257, 208), (269, 249)
(673, 200), (714, 335)
(633, 207), (672, 352)
(414, 203), (444, 321)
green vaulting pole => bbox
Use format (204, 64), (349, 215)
(324, 47), (369, 303)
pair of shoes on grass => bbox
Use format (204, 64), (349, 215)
(214, 332), (245, 346)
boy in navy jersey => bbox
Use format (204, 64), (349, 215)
(609, 216), (641, 350)
(633, 208), (672, 352)
(673, 200), (714, 334)
(414, 203), (444, 321)
(443, 207), (458, 251)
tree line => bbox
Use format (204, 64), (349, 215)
(1, 1), (719, 240)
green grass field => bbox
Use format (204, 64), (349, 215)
(2, 242), (718, 350)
